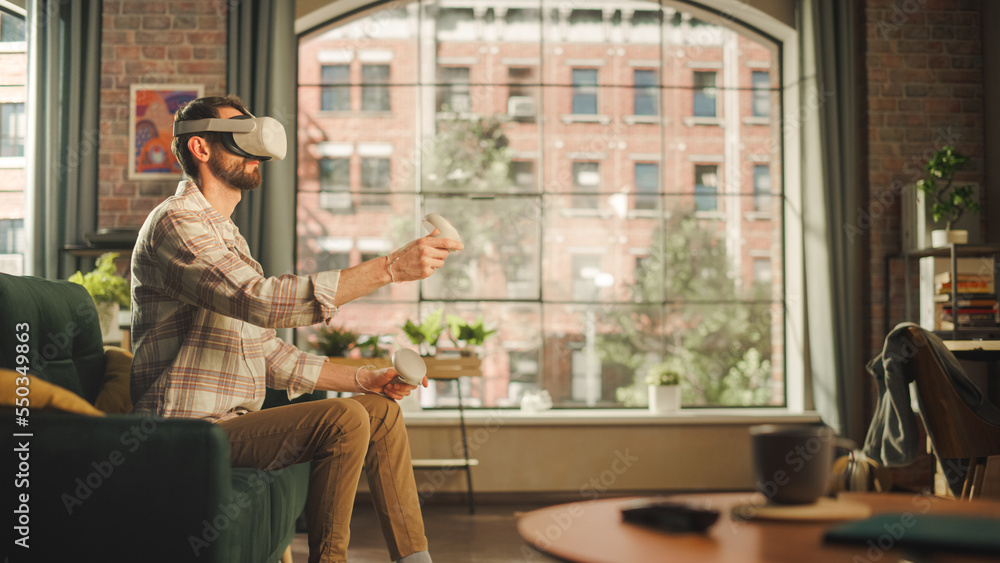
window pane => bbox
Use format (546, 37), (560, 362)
(694, 164), (718, 211)
(571, 69), (598, 115)
(320, 65), (350, 112)
(0, 102), (25, 157)
(693, 71), (717, 118)
(753, 164), (771, 211)
(360, 157), (391, 207)
(362, 64), (390, 112)
(634, 162), (659, 210)
(752, 71), (770, 118)
(633, 69), (658, 116)
(437, 66), (471, 113)
(572, 161), (600, 209)
(0, 11), (25, 42)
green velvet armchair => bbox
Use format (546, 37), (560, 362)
(0, 273), (311, 563)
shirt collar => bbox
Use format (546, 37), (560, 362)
(175, 180), (240, 244)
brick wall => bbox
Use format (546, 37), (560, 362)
(98, 0), (228, 228)
(864, 0), (985, 356)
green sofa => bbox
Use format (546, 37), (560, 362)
(0, 273), (311, 563)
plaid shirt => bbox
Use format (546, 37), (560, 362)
(130, 181), (338, 422)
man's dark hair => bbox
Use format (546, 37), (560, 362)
(171, 95), (251, 185)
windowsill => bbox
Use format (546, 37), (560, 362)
(560, 114), (612, 125)
(401, 408), (821, 426)
(744, 211), (773, 222)
(436, 111), (480, 120)
(743, 116), (771, 126)
(0, 41), (26, 53)
(694, 210), (725, 220)
(0, 156), (25, 169)
(623, 115), (662, 125)
(683, 116), (723, 127)
(628, 209), (659, 219)
(561, 208), (611, 219)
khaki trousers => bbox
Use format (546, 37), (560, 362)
(219, 395), (427, 563)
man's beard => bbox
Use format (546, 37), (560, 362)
(207, 148), (263, 191)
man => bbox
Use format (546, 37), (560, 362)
(130, 95), (460, 563)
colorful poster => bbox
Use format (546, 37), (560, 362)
(128, 84), (203, 179)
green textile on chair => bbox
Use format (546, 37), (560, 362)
(0, 274), (105, 401)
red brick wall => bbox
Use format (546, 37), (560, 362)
(865, 0), (984, 355)
(98, 0), (228, 228)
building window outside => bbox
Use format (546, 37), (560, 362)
(0, 218), (24, 254)
(437, 66), (471, 113)
(752, 70), (770, 118)
(0, 11), (25, 42)
(753, 257), (772, 288)
(753, 164), (771, 211)
(320, 64), (350, 112)
(0, 103), (25, 157)
(572, 161), (600, 209)
(296, 1), (786, 411)
(634, 162), (658, 210)
(633, 69), (658, 116)
(572, 255), (602, 301)
(693, 71), (717, 118)
(361, 64), (390, 112)
(360, 157), (390, 207)
(510, 160), (536, 192)
(694, 164), (719, 211)
(571, 68), (598, 115)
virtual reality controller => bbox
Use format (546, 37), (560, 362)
(173, 114), (287, 161)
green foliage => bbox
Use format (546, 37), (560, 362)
(446, 314), (497, 348)
(402, 309), (445, 347)
(645, 362), (681, 386)
(422, 115), (513, 194)
(915, 146), (980, 229)
(68, 252), (130, 307)
(356, 335), (390, 358)
(311, 325), (360, 358)
(601, 212), (775, 407)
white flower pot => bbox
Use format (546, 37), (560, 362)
(931, 229), (968, 247)
(648, 384), (681, 413)
(97, 301), (120, 343)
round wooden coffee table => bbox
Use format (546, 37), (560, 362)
(517, 492), (1000, 563)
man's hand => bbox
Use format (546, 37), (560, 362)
(388, 229), (464, 282)
(358, 366), (429, 400)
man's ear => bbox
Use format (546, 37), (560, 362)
(187, 136), (211, 164)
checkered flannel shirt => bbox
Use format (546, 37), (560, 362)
(129, 181), (338, 422)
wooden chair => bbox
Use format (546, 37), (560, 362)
(901, 326), (1000, 499)
(331, 356), (483, 514)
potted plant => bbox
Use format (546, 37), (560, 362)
(646, 362), (682, 413)
(401, 309), (445, 356)
(915, 146), (980, 247)
(68, 252), (130, 342)
(309, 325), (360, 358)
(445, 314), (497, 356)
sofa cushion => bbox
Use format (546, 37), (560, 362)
(95, 346), (133, 414)
(0, 274), (105, 401)
(0, 370), (104, 416)
(226, 463), (311, 563)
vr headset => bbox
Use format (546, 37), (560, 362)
(173, 114), (286, 161)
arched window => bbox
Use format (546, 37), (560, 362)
(296, 0), (786, 409)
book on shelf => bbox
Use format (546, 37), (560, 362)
(940, 307), (999, 315)
(940, 320), (1000, 330)
(935, 282), (994, 294)
(933, 294), (997, 306)
(933, 272), (995, 285)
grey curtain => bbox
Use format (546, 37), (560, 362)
(226, 0), (298, 279)
(799, 0), (867, 440)
(24, 0), (101, 278)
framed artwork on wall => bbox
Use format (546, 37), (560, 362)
(128, 84), (203, 180)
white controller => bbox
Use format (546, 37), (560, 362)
(392, 348), (427, 386)
(422, 213), (462, 251)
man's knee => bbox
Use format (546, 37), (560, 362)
(352, 394), (403, 429)
(317, 398), (371, 445)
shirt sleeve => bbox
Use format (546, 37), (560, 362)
(262, 329), (326, 398)
(150, 207), (341, 328)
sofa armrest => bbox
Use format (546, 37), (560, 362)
(2, 408), (233, 563)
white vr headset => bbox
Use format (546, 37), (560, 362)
(173, 114), (287, 161)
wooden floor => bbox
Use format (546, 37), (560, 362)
(290, 501), (559, 563)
